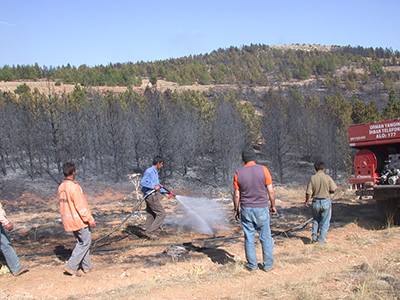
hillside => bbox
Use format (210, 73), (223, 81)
(1, 44), (400, 110)
(1, 66), (398, 112)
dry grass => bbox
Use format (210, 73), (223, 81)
(349, 258), (400, 300)
(261, 281), (324, 300)
(275, 185), (304, 200)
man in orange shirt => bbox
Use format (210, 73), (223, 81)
(233, 147), (277, 271)
(58, 162), (96, 276)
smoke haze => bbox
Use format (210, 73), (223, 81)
(165, 195), (229, 235)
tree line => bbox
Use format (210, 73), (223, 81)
(0, 85), (256, 185)
(0, 83), (398, 187)
(1, 45), (399, 91)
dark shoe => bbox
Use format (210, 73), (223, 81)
(64, 266), (81, 277)
(262, 266), (274, 272)
(14, 267), (29, 277)
(245, 265), (257, 272)
(311, 238), (318, 244)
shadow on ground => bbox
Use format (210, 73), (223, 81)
(183, 242), (236, 264)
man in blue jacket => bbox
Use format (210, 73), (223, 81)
(140, 156), (170, 239)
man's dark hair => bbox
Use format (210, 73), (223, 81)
(152, 156), (164, 166)
(63, 162), (76, 177)
(314, 161), (325, 171)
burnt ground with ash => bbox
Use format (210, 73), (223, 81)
(0, 181), (383, 270)
(1, 176), (398, 300)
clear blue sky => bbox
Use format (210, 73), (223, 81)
(0, 0), (399, 68)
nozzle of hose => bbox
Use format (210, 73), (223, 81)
(159, 184), (174, 197)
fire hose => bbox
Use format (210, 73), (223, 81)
(91, 188), (156, 246)
(92, 184), (174, 246)
(284, 177), (349, 233)
(23, 179), (352, 258)
(21, 180), (348, 258)
(21, 186), (246, 259)
(12, 190), (159, 259)
(159, 184), (175, 199)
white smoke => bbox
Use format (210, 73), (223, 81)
(165, 195), (228, 235)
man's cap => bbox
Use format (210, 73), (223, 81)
(242, 147), (256, 162)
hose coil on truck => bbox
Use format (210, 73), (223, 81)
(348, 118), (400, 224)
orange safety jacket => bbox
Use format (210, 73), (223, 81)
(58, 180), (94, 232)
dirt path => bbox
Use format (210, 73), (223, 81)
(0, 181), (399, 299)
(0, 78), (238, 96)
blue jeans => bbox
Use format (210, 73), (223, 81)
(0, 225), (22, 275)
(241, 207), (274, 270)
(311, 198), (332, 243)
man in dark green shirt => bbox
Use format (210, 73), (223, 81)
(305, 161), (337, 244)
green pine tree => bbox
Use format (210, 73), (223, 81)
(382, 90), (400, 120)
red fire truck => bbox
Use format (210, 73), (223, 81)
(348, 118), (400, 222)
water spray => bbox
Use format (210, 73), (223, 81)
(175, 195), (215, 235)
(159, 185), (219, 235)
